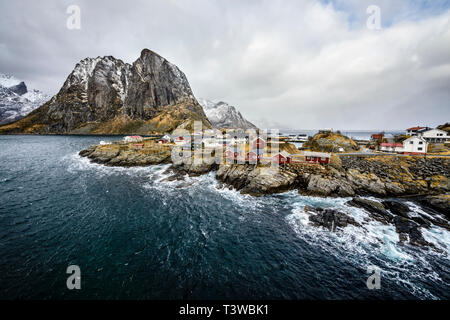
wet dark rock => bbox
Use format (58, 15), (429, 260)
(418, 195), (450, 220)
(410, 216), (431, 228)
(78, 146), (96, 157)
(304, 206), (324, 213)
(393, 216), (431, 247)
(382, 200), (411, 218)
(398, 233), (408, 243)
(306, 207), (360, 231)
(347, 197), (393, 224)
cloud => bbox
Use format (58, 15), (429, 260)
(0, 0), (449, 130)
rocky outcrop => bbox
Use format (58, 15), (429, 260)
(343, 197), (448, 248)
(418, 194), (450, 219)
(304, 206), (360, 231)
(9, 82), (28, 95)
(198, 98), (257, 129)
(0, 49), (211, 134)
(298, 199), (448, 252)
(393, 216), (431, 247)
(304, 173), (355, 197)
(304, 198), (448, 250)
(382, 200), (411, 218)
(347, 197), (393, 224)
(212, 155), (450, 199)
(437, 122), (450, 133)
(79, 141), (171, 166)
(337, 156), (449, 196)
(216, 164), (297, 196)
(303, 132), (359, 153)
(169, 161), (219, 178)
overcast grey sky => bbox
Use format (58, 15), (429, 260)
(0, 0), (449, 130)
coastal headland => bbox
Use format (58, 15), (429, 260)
(78, 135), (450, 251)
(79, 137), (449, 207)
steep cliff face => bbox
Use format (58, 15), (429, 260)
(0, 49), (210, 134)
(124, 49), (195, 120)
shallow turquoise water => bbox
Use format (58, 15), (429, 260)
(0, 135), (448, 299)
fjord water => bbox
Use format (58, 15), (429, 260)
(0, 136), (449, 299)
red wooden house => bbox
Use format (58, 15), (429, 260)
(371, 133), (384, 140)
(226, 149), (241, 159)
(245, 151), (258, 162)
(272, 151), (292, 164)
(252, 137), (266, 150)
(303, 152), (330, 164)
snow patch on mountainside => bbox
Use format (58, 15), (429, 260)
(0, 73), (50, 125)
(198, 98), (257, 129)
(0, 74), (21, 88)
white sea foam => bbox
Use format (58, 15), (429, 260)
(284, 195), (449, 299)
(67, 152), (448, 298)
(422, 227), (450, 255)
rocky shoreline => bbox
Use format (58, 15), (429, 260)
(78, 141), (450, 252)
(304, 196), (449, 252)
(79, 143), (449, 213)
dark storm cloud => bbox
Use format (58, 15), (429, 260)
(0, 0), (449, 129)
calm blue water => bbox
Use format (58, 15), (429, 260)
(0, 135), (449, 299)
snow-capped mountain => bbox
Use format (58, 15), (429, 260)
(198, 98), (257, 129)
(0, 74), (50, 125)
(0, 49), (210, 134)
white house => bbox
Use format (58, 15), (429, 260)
(379, 142), (403, 153)
(406, 126), (427, 135)
(203, 137), (223, 148)
(417, 129), (448, 143)
(401, 136), (428, 154)
(124, 136), (143, 143)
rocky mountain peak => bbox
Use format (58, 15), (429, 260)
(0, 73), (50, 125)
(9, 82), (27, 95)
(0, 50), (210, 134)
(198, 98), (257, 130)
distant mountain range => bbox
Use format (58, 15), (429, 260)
(0, 74), (50, 125)
(198, 98), (257, 130)
(0, 49), (211, 134)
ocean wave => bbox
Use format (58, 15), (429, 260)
(284, 195), (449, 299)
(64, 151), (448, 299)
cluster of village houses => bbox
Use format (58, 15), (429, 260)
(120, 126), (448, 164)
(123, 134), (331, 165)
(374, 126), (449, 155)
